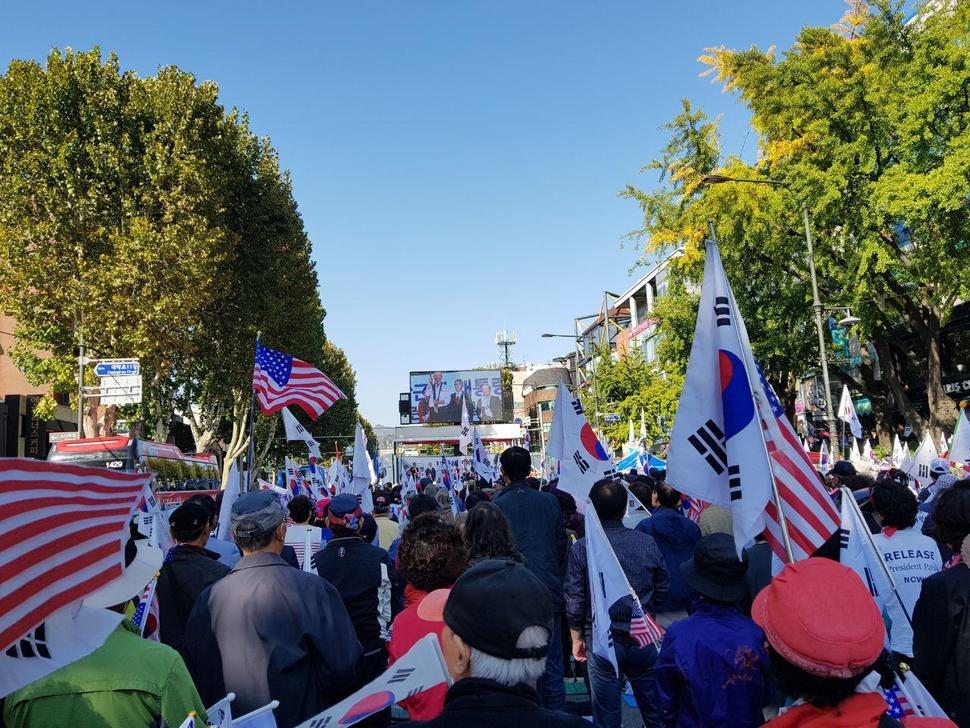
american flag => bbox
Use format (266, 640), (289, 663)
(684, 496), (707, 524)
(131, 573), (160, 641)
(883, 686), (914, 718)
(628, 589), (664, 647)
(0, 458), (150, 652)
(253, 341), (347, 420)
(757, 367), (840, 563)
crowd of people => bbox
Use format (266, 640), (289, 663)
(3, 445), (970, 728)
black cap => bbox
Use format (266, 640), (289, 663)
(169, 501), (209, 534)
(681, 533), (749, 603)
(444, 559), (553, 660)
(831, 460), (857, 478)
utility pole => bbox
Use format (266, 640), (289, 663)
(77, 332), (85, 439)
(803, 204), (838, 453)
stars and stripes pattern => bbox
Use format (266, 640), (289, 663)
(628, 591), (664, 647)
(130, 573), (160, 641)
(253, 341), (347, 420)
(883, 685), (914, 718)
(683, 496), (708, 524)
(757, 368), (840, 563)
(0, 458), (149, 652)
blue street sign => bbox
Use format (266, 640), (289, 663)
(94, 360), (140, 377)
(603, 413), (621, 423)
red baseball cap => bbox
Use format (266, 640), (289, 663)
(752, 557), (884, 678)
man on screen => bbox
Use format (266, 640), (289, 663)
(419, 371), (448, 423)
(475, 383), (503, 422)
(448, 378), (473, 422)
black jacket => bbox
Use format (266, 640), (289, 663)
(564, 520), (670, 633)
(400, 678), (588, 728)
(156, 544), (230, 649)
(181, 552), (363, 728)
(494, 482), (567, 609)
(912, 564), (970, 726)
(313, 536), (395, 648)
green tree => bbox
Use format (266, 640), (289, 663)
(623, 1), (970, 437)
(0, 49), (361, 481)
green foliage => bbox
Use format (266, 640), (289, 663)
(622, 1), (970, 432)
(579, 345), (683, 448)
(0, 49), (362, 465)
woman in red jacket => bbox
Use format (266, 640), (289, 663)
(754, 558), (955, 727)
(389, 513), (468, 721)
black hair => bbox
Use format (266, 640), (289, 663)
(629, 481), (653, 510)
(360, 513), (378, 543)
(407, 494), (439, 520)
(655, 481), (683, 509)
(399, 513), (468, 591)
(234, 522), (280, 553)
(590, 479), (627, 522)
(288, 495), (313, 524)
(767, 644), (896, 709)
(870, 482), (918, 530)
(464, 492), (484, 511)
(934, 479), (970, 551)
(187, 493), (218, 526)
(462, 501), (523, 563)
(499, 446), (531, 481)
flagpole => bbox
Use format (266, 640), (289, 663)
(840, 486), (913, 629)
(247, 333), (260, 492)
(708, 223), (795, 563)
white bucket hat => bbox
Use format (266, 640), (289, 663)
(84, 539), (162, 609)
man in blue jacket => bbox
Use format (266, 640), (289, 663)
(564, 479), (670, 728)
(654, 533), (772, 728)
(494, 446), (568, 710)
(636, 481), (701, 627)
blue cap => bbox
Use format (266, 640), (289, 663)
(329, 493), (361, 518)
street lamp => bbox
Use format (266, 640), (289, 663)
(541, 332), (602, 430)
(698, 174), (838, 452)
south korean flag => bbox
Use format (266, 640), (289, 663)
(546, 380), (616, 512)
(666, 239), (775, 554)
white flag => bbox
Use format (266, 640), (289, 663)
(838, 487), (890, 604)
(281, 407), (321, 458)
(206, 693), (235, 728)
(584, 501), (662, 673)
(459, 401), (472, 456)
(234, 700), (279, 727)
(940, 431), (950, 459)
(471, 426), (496, 482)
(899, 445), (914, 477)
(837, 386), (863, 440)
(546, 381), (615, 511)
(666, 241), (775, 553)
(177, 714), (198, 728)
(850, 437), (863, 465)
(819, 440), (831, 476)
(949, 409), (970, 468)
(352, 422), (376, 513)
(217, 460), (241, 542)
(862, 439), (874, 463)
(0, 604), (124, 697)
(294, 633), (450, 728)
(284, 457), (303, 496)
(908, 433), (939, 489)
(640, 410), (647, 445)
(892, 434), (904, 467)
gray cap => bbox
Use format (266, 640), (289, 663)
(231, 490), (285, 541)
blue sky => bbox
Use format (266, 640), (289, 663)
(3, 1), (853, 426)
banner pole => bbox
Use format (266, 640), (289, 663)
(708, 222), (794, 563)
(840, 486), (913, 629)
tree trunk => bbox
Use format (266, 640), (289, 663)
(922, 317), (958, 436)
(872, 338), (927, 434)
(220, 395), (250, 488)
(254, 415), (278, 476)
